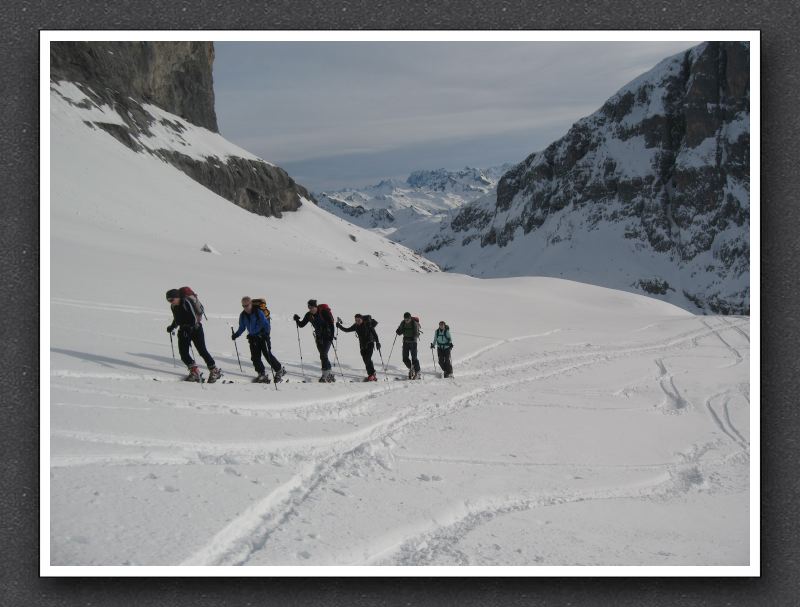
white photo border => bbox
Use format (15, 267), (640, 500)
(41, 29), (760, 578)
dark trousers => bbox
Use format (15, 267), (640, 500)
(437, 347), (453, 375)
(177, 325), (215, 370)
(316, 338), (332, 370)
(360, 342), (376, 376)
(248, 333), (281, 374)
(402, 341), (420, 372)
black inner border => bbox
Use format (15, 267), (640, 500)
(3, 1), (794, 605)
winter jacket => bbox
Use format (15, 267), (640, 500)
(396, 319), (420, 342)
(233, 308), (271, 339)
(338, 317), (380, 348)
(298, 306), (335, 341)
(168, 298), (199, 330)
(434, 327), (453, 349)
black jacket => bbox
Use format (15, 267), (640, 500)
(297, 307), (335, 341)
(338, 317), (380, 348)
(168, 298), (199, 330)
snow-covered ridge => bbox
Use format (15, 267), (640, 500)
(52, 81), (266, 164)
(50, 78), (311, 219)
(420, 41), (750, 314)
(50, 82), (438, 275)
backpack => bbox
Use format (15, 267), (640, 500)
(251, 298), (271, 320)
(179, 286), (205, 321)
(317, 304), (335, 336)
(412, 316), (422, 334)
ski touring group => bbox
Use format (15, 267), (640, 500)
(166, 289), (455, 384)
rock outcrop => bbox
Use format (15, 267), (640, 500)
(50, 41), (311, 218)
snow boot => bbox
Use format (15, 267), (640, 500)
(253, 373), (271, 383)
(414, 371), (422, 380)
(274, 367), (287, 383)
(363, 374), (377, 382)
(408, 369), (415, 380)
(207, 367), (223, 384)
(185, 366), (202, 382)
(326, 370), (336, 383)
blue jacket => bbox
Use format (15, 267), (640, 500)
(233, 308), (271, 338)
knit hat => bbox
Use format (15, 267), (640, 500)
(307, 299), (318, 308)
(166, 288), (180, 300)
(354, 313), (363, 319)
(403, 312), (411, 319)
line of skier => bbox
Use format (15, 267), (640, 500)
(166, 290), (454, 384)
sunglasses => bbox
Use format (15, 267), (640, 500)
(242, 303), (252, 308)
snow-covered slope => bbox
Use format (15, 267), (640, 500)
(316, 165), (511, 249)
(49, 79), (750, 568)
(421, 42), (750, 314)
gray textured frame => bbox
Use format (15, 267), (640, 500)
(3, 1), (790, 605)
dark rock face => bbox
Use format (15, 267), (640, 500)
(50, 41), (312, 218)
(51, 41), (218, 132)
(439, 42), (750, 314)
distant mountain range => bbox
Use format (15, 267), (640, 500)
(315, 165), (512, 249)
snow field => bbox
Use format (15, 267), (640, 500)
(48, 83), (750, 567)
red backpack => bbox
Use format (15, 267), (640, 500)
(179, 286), (206, 321)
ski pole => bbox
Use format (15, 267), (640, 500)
(377, 346), (387, 381)
(295, 323), (307, 381)
(263, 337), (279, 391)
(331, 339), (345, 380)
(385, 334), (398, 376)
(230, 326), (243, 373)
(169, 331), (176, 367)
(431, 344), (438, 376)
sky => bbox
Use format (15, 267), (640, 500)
(213, 41), (699, 192)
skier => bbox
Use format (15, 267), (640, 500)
(396, 312), (422, 379)
(231, 296), (287, 383)
(336, 313), (381, 381)
(431, 320), (454, 378)
(165, 288), (222, 383)
(294, 299), (337, 382)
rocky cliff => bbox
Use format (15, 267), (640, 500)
(50, 41), (311, 217)
(425, 41), (750, 314)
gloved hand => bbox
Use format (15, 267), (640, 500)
(293, 314), (300, 322)
(166, 324), (175, 333)
(336, 316), (342, 324)
(231, 333), (237, 341)
(430, 343), (435, 349)
(376, 343), (381, 351)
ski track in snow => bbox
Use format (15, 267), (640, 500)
(700, 318), (744, 367)
(654, 358), (691, 413)
(720, 315), (750, 344)
(704, 391), (749, 452)
(364, 477), (674, 566)
(171, 316), (748, 566)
